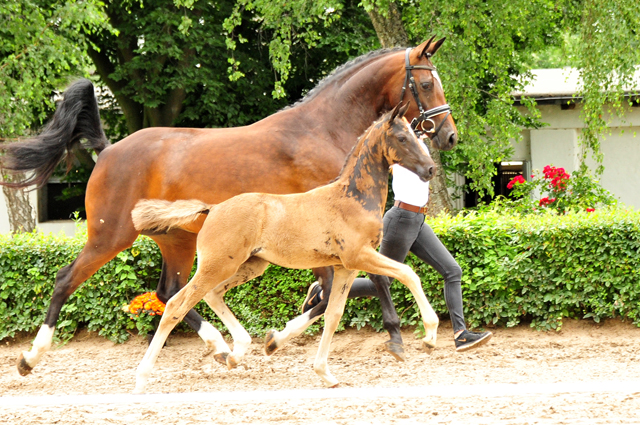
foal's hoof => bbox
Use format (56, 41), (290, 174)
(384, 341), (407, 362)
(264, 329), (279, 356)
(226, 355), (241, 370)
(422, 340), (436, 355)
(17, 354), (33, 376)
(213, 352), (229, 366)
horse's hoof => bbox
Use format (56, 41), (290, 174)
(226, 355), (240, 370)
(422, 340), (436, 355)
(264, 329), (279, 356)
(384, 341), (406, 362)
(17, 353), (33, 376)
(213, 352), (229, 366)
(329, 382), (340, 388)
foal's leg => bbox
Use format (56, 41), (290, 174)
(151, 230), (227, 353)
(134, 267), (232, 393)
(313, 266), (357, 387)
(264, 268), (333, 356)
(201, 256), (270, 369)
(353, 248), (439, 352)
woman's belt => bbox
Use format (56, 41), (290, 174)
(394, 200), (428, 215)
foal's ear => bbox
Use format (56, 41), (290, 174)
(397, 102), (410, 119)
(388, 101), (410, 124)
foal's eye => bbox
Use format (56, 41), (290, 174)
(397, 136), (408, 144)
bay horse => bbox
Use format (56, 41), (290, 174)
(0, 37), (457, 376)
(130, 104), (439, 392)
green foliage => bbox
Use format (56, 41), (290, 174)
(575, 0), (640, 173)
(0, 0), (109, 138)
(3, 209), (640, 344)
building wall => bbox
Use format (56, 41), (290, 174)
(514, 103), (640, 208)
(0, 189), (78, 236)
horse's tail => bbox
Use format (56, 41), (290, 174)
(132, 199), (212, 234)
(0, 79), (110, 188)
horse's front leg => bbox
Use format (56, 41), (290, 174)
(369, 273), (406, 361)
(313, 266), (357, 387)
(202, 257), (270, 369)
(352, 248), (439, 353)
(264, 267), (333, 356)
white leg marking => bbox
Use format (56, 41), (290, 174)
(271, 311), (320, 351)
(22, 325), (55, 367)
(197, 321), (230, 354)
(203, 290), (252, 368)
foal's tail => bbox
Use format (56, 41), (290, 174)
(0, 79), (110, 188)
(132, 199), (212, 234)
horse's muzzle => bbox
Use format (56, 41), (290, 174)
(418, 164), (436, 182)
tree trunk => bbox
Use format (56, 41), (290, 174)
(365, 2), (408, 48)
(425, 147), (453, 217)
(365, 2), (453, 217)
(1, 172), (35, 233)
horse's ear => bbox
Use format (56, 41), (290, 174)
(388, 101), (411, 125)
(398, 102), (410, 119)
(421, 37), (446, 58)
(388, 102), (403, 124)
(416, 35), (436, 58)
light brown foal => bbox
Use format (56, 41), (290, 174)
(131, 103), (440, 392)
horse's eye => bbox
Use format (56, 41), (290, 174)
(420, 81), (432, 90)
(397, 136), (407, 144)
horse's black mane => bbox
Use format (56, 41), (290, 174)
(283, 47), (405, 110)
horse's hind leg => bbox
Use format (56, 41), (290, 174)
(264, 268), (333, 356)
(18, 229), (137, 376)
(151, 230), (228, 353)
(202, 256), (270, 369)
(369, 273), (406, 361)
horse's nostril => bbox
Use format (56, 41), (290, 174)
(428, 166), (435, 178)
(448, 133), (457, 148)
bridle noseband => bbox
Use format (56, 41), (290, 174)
(400, 48), (452, 138)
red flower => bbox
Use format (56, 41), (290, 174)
(507, 175), (525, 189)
(539, 197), (556, 207)
(543, 165), (570, 190)
(586, 208), (595, 213)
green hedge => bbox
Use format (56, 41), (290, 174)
(2, 208), (640, 343)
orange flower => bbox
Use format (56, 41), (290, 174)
(127, 292), (165, 316)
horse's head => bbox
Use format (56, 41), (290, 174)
(383, 102), (436, 182)
(398, 36), (458, 152)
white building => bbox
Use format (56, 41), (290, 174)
(1, 68), (639, 234)
(459, 67), (640, 209)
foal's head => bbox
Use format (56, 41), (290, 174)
(380, 103), (436, 182)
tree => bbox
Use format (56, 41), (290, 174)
(221, 0), (640, 212)
(359, 1), (453, 216)
(0, 0), (107, 232)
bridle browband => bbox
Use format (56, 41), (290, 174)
(400, 48), (452, 138)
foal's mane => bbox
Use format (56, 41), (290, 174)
(285, 47), (405, 110)
(329, 113), (389, 184)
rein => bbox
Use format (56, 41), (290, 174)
(400, 48), (452, 138)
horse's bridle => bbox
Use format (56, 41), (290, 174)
(400, 48), (452, 139)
